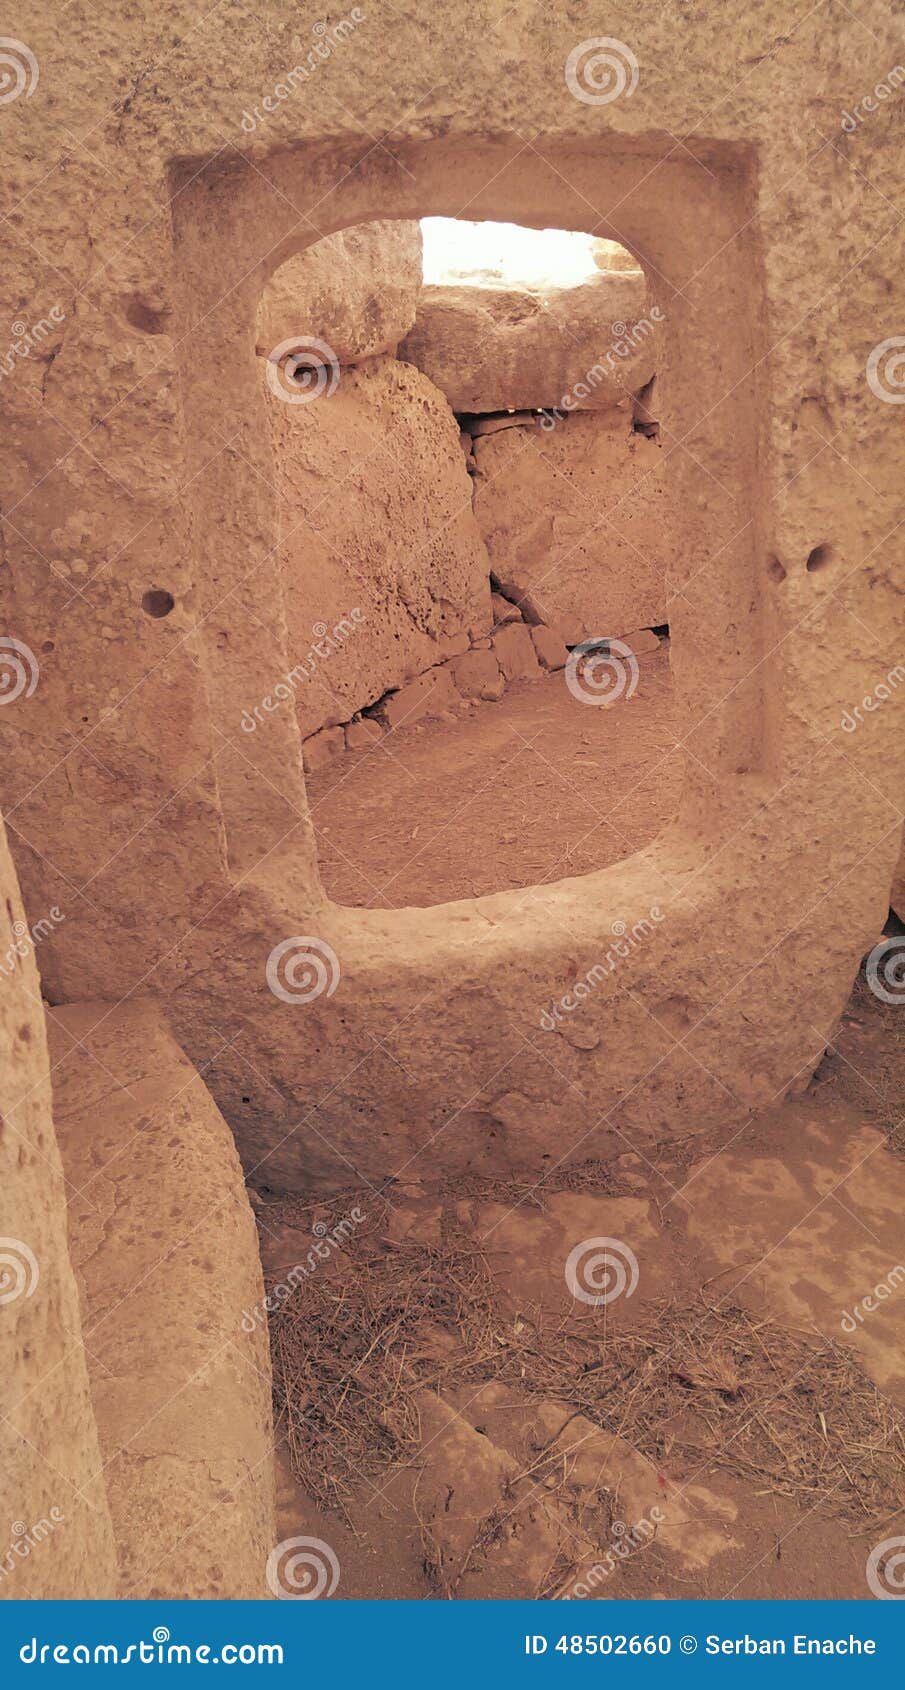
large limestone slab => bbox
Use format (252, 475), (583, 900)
(0, 820), (117, 1599)
(257, 220), (422, 366)
(472, 411), (670, 640)
(269, 355), (492, 739)
(399, 272), (656, 414)
(49, 999), (275, 1599)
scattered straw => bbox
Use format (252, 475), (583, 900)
(270, 1221), (497, 1512)
(269, 1190), (905, 1532)
(557, 1299), (905, 1524)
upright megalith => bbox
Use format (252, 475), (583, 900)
(0, 817), (117, 1599)
(49, 998), (276, 1599)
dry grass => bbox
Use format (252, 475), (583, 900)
(565, 1299), (905, 1524)
(441, 1157), (627, 1208)
(268, 1195), (905, 1531)
(269, 1217), (497, 1513)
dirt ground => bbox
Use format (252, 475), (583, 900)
(307, 641), (679, 907)
(256, 658), (905, 1601)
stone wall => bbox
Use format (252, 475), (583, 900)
(0, 3), (902, 1192)
(0, 813), (275, 1598)
(257, 220), (669, 765)
(266, 352), (493, 750)
(258, 219), (422, 366)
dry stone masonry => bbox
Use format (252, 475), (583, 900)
(256, 218), (671, 772)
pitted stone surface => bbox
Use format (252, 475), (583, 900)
(49, 999), (275, 1599)
(0, 820), (116, 1598)
(270, 355), (492, 740)
(473, 411), (670, 640)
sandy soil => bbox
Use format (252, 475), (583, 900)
(307, 643), (679, 908)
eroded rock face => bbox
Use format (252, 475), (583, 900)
(268, 355), (492, 739)
(0, 819), (117, 1598)
(257, 220), (422, 367)
(399, 271), (656, 413)
(472, 411), (670, 640)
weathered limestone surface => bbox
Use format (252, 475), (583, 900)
(257, 219), (422, 365)
(0, 820), (117, 1598)
(269, 355), (492, 739)
(1, 3), (903, 1193)
(49, 999), (275, 1599)
(399, 271), (655, 413)
(472, 411), (670, 639)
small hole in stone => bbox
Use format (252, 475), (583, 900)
(142, 589), (175, 618)
(125, 298), (168, 336)
(41, 639), (54, 653)
(806, 543), (833, 573)
(767, 556), (786, 583)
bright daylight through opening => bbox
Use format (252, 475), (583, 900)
(420, 216), (638, 288)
